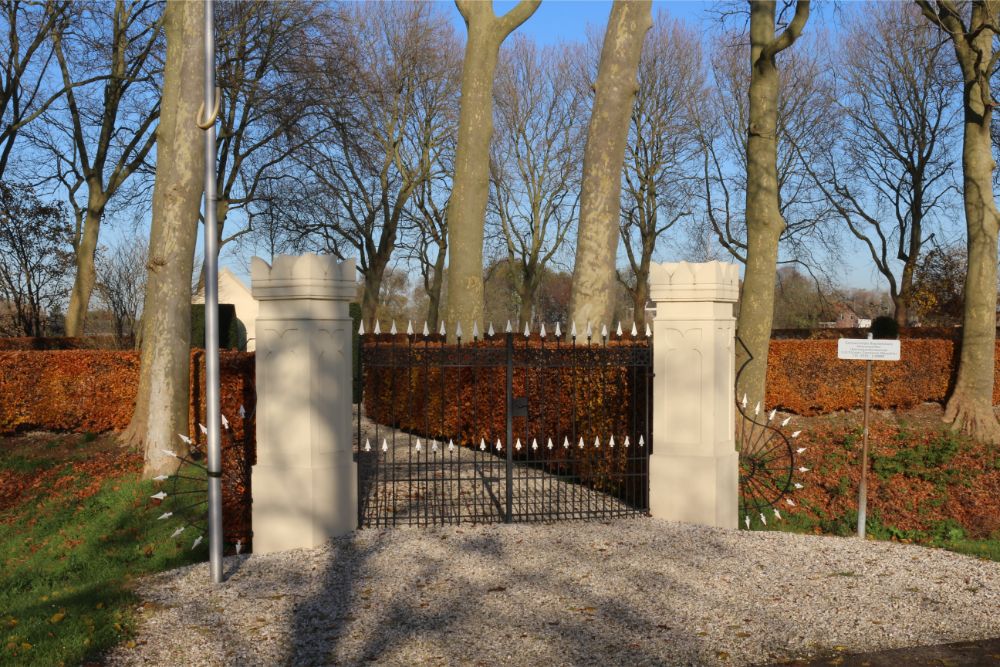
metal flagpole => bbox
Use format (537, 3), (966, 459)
(200, 0), (224, 584)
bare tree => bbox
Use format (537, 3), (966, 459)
(95, 235), (146, 346)
(703, 0), (811, 410)
(29, 0), (162, 337)
(444, 0), (540, 337)
(569, 0), (652, 330)
(0, 181), (72, 336)
(804, 2), (958, 328)
(121, 0), (205, 477)
(193, 0), (326, 287)
(917, 0), (1000, 443)
(0, 0), (71, 179)
(293, 2), (459, 324)
(618, 13), (704, 331)
(488, 36), (584, 327)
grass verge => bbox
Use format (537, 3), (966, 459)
(0, 433), (205, 666)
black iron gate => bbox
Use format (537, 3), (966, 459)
(355, 326), (651, 527)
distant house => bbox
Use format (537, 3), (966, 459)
(818, 304), (870, 329)
(192, 268), (258, 351)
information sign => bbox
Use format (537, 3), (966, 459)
(837, 338), (901, 361)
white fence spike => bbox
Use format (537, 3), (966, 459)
(798, 466), (810, 473)
(792, 430), (801, 438)
(601, 324), (608, 339)
(547, 438), (554, 450)
(153, 474), (169, 481)
(638, 435), (645, 447)
(531, 438), (538, 451)
(768, 409), (776, 422)
(358, 320), (365, 335)
(586, 322), (593, 339)
(473, 321), (480, 338)
(448, 439), (455, 452)
(616, 322), (623, 336)
(415, 439), (422, 452)
(741, 394), (748, 408)
(199, 423), (208, 435)
(578, 437), (585, 449)
(488, 322), (495, 337)
(624, 435), (631, 448)
(645, 323), (652, 337)
(745, 515), (751, 529)
(523, 321), (530, 337)
(782, 416), (791, 426)
(381, 439), (388, 452)
(161, 449), (178, 458)
(594, 436), (600, 448)
(432, 441), (438, 452)
(374, 320), (381, 335)
(785, 497), (796, 506)
(796, 447), (806, 454)
(480, 438), (487, 451)
(555, 322), (562, 338)
(571, 321), (577, 338)
(495, 438), (502, 451)
(157, 511), (172, 520)
(192, 535), (203, 550)
(406, 320), (413, 335)
(456, 322), (463, 339)
(439, 321), (446, 336)
(609, 435), (615, 448)
(773, 508), (782, 520)
(364, 439), (371, 452)
(759, 512), (767, 526)
(171, 526), (185, 538)
(563, 436), (570, 449)
(794, 483), (804, 489)
(515, 438), (522, 451)
(151, 491), (167, 501)
(754, 402), (760, 416)
(221, 414), (230, 430)
(423, 321), (430, 337)
(631, 322), (638, 336)
(238, 405), (245, 419)
(235, 540), (242, 555)
(390, 320), (397, 335)
(540, 323), (547, 338)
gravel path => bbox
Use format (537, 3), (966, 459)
(107, 519), (1000, 667)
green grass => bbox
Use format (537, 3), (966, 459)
(0, 435), (205, 666)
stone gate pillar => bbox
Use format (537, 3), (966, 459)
(250, 254), (357, 554)
(648, 261), (739, 528)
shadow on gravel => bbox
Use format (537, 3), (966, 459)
(284, 521), (808, 666)
(763, 637), (1000, 667)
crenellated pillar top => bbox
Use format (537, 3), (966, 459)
(649, 261), (739, 304)
(250, 254), (356, 301)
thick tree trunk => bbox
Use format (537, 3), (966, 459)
(360, 254), (390, 325)
(444, 0), (539, 339)
(945, 74), (1000, 443)
(65, 188), (107, 336)
(569, 0), (652, 330)
(735, 0), (809, 410)
(119, 0), (205, 478)
(895, 262), (915, 328)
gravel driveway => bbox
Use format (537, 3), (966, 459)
(107, 519), (1000, 667)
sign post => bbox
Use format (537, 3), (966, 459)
(837, 335), (900, 539)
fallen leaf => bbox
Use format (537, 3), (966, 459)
(48, 611), (65, 624)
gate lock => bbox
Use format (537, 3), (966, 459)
(511, 396), (528, 417)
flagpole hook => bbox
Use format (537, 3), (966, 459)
(197, 86), (221, 130)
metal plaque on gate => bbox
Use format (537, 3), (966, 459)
(837, 338), (900, 361)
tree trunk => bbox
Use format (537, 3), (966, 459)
(945, 37), (1000, 442)
(735, 0), (809, 410)
(65, 187), (107, 336)
(426, 248), (446, 328)
(569, 0), (652, 330)
(632, 267), (650, 332)
(895, 262), (914, 328)
(120, 0), (206, 478)
(361, 254), (390, 325)
(444, 0), (539, 339)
